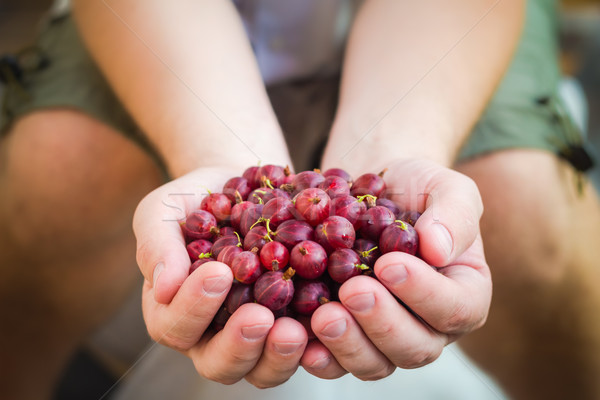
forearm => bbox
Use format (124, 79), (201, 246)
(323, 0), (524, 173)
(72, 0), (291, 177)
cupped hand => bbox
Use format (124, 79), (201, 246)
(133, 167), (308, 388)
(302, 158), (491, 379)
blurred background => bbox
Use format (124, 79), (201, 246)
(1, 0), (599, 399)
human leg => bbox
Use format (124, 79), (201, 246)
(0, 110), (163, 399)
(455, 149), (600, 399)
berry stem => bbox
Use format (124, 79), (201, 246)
(234, 231), (242, 247)
(394, 220), (408, 230)
(198, 252), (213, 259)
(283, 267), (296, 280)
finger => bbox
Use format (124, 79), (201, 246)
(374, 243), (492, 335)
(338, 275), (447, 368)
(301, 340), (347, 379)
(244, 317), (308, 388)
(310, 302), (396, 380)
(385, 160), (483, 266)
(188, 303), (274, 385)
(142, 261), (233, 350)
(133, 188), (198, 304)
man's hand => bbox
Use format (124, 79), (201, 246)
(133, 167), (308, 388)
(302, 159), (491, 379)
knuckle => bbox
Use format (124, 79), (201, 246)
(156, 330), (196, 352)
(397, 347), (441, 369)
(441, 300), (473, 334)
(197, 366), (241, 386)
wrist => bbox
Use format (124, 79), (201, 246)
(322, 121), (452, 176)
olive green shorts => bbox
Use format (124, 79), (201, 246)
(0, 2), (588, 175)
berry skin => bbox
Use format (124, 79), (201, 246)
(360, 206), (395, 241)
(398, 210), (422, 226)
(292, 280), (331, 315)
(375, 198), (401, 218)
(259, 241), (289, 271)
(211, 235), (241, 259)
(225, 283), (255, 314)
(379, 220), (419, 256)
(231, 248), (262, 284)
(294, 188), (331, 227)
(327, 248), (369, 283)
(353, 238), (381, 267)
(217, 245), (243, 267)
(200, 193), (232, 223)
(350, 170), (387, 197)
(314, 216), (356, 253)
(239, 203), (264, 236)
(186, 239), (213, 261)
(189, 257), (216, 274)
(286, 171), (325, 196)
(222, 176), (251, 203)
(254, 268), (296, 311)
(290, 240), (328, 279)
(317, 176), (350, 199)
(256, 164), (287, 188)
(322, 168), (352, 184)
(330, 195), (367, 229)
(185, 210), (218, 240)
(243, 226), (270, 251)
(273, 220), (314, 250)
(230, 201), (254, 231)
(242, 165), (261, 189)
(262, 197), (296, 228)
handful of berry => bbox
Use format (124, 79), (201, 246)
(181, 165), (420, 330)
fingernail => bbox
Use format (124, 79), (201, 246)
(242, 324), (271, 340)
(308, 356), (330, 370)
(153, 262), (164, 288)
(433, 223), (453, 260)
(203, 276), (230, 296)
(379, 264), (408, 285)
(273, 342), (303, 355)
(344, 293), (375, 312)
(320, 318), (347, 339)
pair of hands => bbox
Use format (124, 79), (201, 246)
(132, 159), (491, 388)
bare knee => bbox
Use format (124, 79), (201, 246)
(456, 150), (578, 288)
(1, 109), (163, 254)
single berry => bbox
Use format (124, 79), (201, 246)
(318, 175), (350, 199)
(322, 168), (352, 185)
(360, 206), (395, 241)
(259, 241), (289, 271)
(281, 170), (325, 195)
(327, 248), (370, 283)
(231, 248), (262, 284)
(200, 193), (232, 223)
(294, 188), (331, 226)
(353, 238), (381, 267)
(242, 165), (261, 189)
(290, 240), (328, 279)
(256, 164), (287, 188)
(273, 220), (315, 250)
(253, 268), (296, 311)
(350, 170), (387, 197)
(379, 220), (419, 256)
(244, 226), (271, 251)
(186, 239), (213, 261)
(376, 198), (401, 218)
(184, 210), (218, 240)
(398, 210), (421, 226)
(314, 216), (356, 253)
(262, 197), (296, 228)
(292, 280), (331, 315)
(222, 176), (251, 203)
(239, 203), (264, 236)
